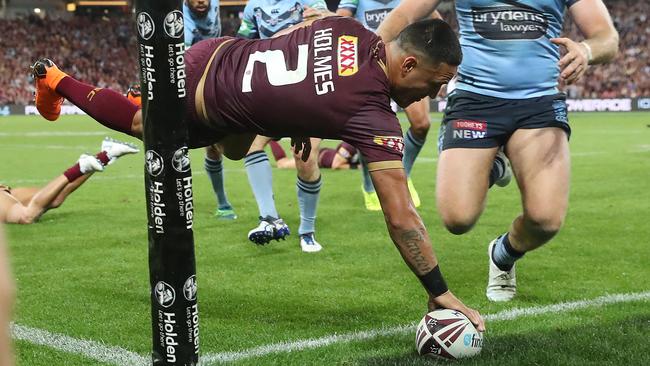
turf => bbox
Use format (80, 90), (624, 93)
(1, 112), (649, 365)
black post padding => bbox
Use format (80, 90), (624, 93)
(135, 1), (199, 365)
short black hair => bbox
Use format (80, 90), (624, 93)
(396, 19), (462, 66)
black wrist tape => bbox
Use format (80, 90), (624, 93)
(417, 265), (448, 297)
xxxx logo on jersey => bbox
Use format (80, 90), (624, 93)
(338, 35), (358, 76)
(373, 136), (404, 153)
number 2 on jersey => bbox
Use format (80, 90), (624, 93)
(242, 44), (309, 93)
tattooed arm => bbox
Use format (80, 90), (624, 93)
(371, 168), (485, 331)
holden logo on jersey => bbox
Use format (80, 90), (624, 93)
(183, 275), (197, 301)
(137, 12), (155, 40)
(164, 10), (184, 39)
(471, 2), (548, 40)
(145, 150), (164, 177)
(171, 147), (190, 173)
(373, 136), (404, 153)
(154, 281), (176, 308)
(364, 8), (391, 30)
(453, 120), (487, 139)
(338, 36), (358, 77)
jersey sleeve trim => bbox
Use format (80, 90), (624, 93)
(367, 160), (404, 172)
(195, 39), (235, 124)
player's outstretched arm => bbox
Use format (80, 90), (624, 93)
(376, 0), (441, 42)
(370, 167), (485, 331)
(551, 0), (619, 84)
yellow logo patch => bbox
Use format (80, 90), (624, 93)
(373, 136), (404, 153)
(337, 36), (358, 76)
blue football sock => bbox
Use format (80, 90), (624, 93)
(492, 233), (525, 271)
(360, 156), (375, 193)
(204, 156), (232, 210)
(296, 175), (322, 235)
(245, 151), (278, 218)
(403, 128), (425, 177)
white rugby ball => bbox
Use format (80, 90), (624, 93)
(415, 308), (483, 359)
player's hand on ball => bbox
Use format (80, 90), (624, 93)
(428, 292), (485, 332)
(551, 37), (590, 84)
(291, 136), (311, 162)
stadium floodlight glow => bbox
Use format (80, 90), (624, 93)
(135, 0), (200, 365)
(66, 3), (76, 12)
(33, 8), (41, 14)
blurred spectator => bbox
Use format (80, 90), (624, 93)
(0, 1), (648, 105)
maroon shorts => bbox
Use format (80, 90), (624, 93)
(184, 37), (235, 148)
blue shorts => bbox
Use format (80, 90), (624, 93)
(439, 90), (571, 151)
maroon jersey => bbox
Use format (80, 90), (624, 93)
(191, 16), (403, 170)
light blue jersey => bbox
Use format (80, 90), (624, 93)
(183, 1), (221, 47)
(237, 0), (327, 39)
(454, 0), (579, 99)
(338, 0), (402, 31)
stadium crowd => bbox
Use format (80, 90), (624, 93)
(0, 0), (648, 105)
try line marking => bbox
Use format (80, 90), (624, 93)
(11, 291), (650, 365)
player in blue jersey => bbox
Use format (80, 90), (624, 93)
(237, 0), (329, 252)
(184, 0), (239, 221)
(379, 0), (619, 301)
(336, 0), (441, 211)
(184, 0), (221, 47)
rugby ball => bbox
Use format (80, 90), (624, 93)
(415, 309), (483, 359)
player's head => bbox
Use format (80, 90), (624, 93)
(186, 0), (211, 17)
(386, 19), (461, 108)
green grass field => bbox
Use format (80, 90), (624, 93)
(1, 112), (649, 365)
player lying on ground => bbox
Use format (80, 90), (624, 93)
(0, 225), (14, 366)
(30, 16), (484, 329)
(269, 140), (360, 170)
(0, 139), (138, 224)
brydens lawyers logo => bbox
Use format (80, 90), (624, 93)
(183, 275), (197, 301)
(452, 119), (487, 139)
(338, 36), (358, 76)
(172, 147), (190, 173)
(146, 150), (164, 176)
(164, 10), (184, 39)
(154, 281), (175, 308)
(373, 136), (404, 153)
(137, 12), (155, 40)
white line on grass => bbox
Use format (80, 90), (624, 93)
(10, 323), (149, 366)
(201, 291), (650, 364)
(11, 292), (650, 365)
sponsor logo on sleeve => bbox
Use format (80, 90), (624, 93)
(452, 120), (487, 139)
(137, 12), (155, 40)
(338, 36), (358, 77)
(363, 8), (391, 30)
(164, 10), (184, 39)
(373, 136), (404, 153)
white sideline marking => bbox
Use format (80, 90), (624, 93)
(201, 291), (650, 364)
(10, 293), (650, 365)
(10, 323), (149, 366)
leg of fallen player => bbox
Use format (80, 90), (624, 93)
(0, 224), (15, 366)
